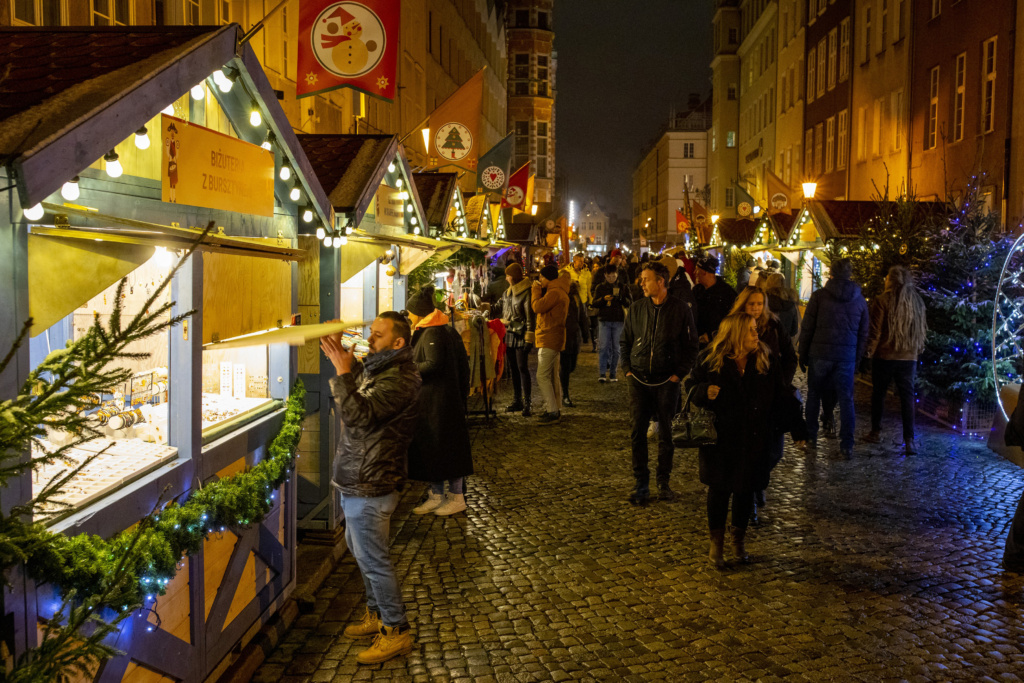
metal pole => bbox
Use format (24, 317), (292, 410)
(239, 0), (290, 46)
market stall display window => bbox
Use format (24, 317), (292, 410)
(200, 344), (280, 443)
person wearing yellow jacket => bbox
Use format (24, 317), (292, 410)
(531, 265), (570, 425)
(561, 253), (593, 306)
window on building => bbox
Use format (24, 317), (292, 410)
(515, 82), (529, 96)
(880, 0), (889, 49)
(892, 90), (904, 151)
(515, 121), (530, 168)
(954, 53), (966, 141)
(728, 27), (738, 44)
(817, 38), (826, 97)
(727, 131), (736, 147)
(807, 46), (816, 103)
(769, 87), (774, 124)
(781, 73), (788, 113)
(928, 66), (939, 149)
(282, 6), (290, 77)
(428, 12), (432, 55)
(537, 11), (549, 30)
(790, 64), (798, 106)
(872, 98), (883, 156)
(863, 6), (872, 62)
(818, 0), (827, 16)
(13, 0), (62, 24)
(725, 188), (735, 208)
(515, 9), (529, 27)
(728, 83), (737, 100)
(784, 147), (793, 185)
(896, 0), (906, 40)
(839, 18), (851, 81)
(182, 0), (198, 25)
(683, 143), (695, 158)
(827, 28), (838, 90)
(805, 128), (814, 174)
(514, 54), (530, 79)
(814, 122), (824, 174)
(93, 0), (131, 25)
(857, 106), (866, 160)
(982, 37), (997, 134)
(837, 109), (849, 169)
(825, 116), (836, 172)
(931, 0), (940, 19)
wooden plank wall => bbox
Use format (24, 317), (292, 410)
(202, 252), (291, 344)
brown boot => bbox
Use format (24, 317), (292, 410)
(708, 529), (726, 568)
(356, 624), (414, 664)
(343, 606), (382, 640)
(730, 526), (750, 564)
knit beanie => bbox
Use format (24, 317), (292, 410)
(505, 262), (524, 283)
(407, 285), (436, 316)
(540, 264), (559, 281)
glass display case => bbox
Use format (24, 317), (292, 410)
(200, 344), (281, 443)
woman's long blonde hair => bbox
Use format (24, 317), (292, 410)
(730, 286), (775, 331)
(704, 312), (771, 374)
(764, 272), (798, 302)
(885, 266), (928, 353)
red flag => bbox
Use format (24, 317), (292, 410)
(675, 209), (691, 234)
(501, 162), (530, 209)
(297, 1), (399, 101)
(691, 201), (713, 244)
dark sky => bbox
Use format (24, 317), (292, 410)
(555, 0), (713, 219)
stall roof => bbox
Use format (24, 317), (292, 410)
(767, 210), (800, 243)
(463, 195), (491, 236)
(297, 134), (420, 228)
(505, 219), (538, 244)
(0, 25), (333, 225)
(808, 200), (946, 241)
(412, 172), (459, 228)
(716, 218), (758, 245)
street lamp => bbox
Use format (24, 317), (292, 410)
(802, 182), (817, 200)
(711, 214), (720, 224)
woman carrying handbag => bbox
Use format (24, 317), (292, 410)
(683, 313), (807, 569)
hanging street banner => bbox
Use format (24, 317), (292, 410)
(676, 209), (690, 234)
(733, 180), (758, 217)
(764, 169), (798, 215)
(427, 69), (485, 172)
(502, 162), (530, 209)
(297, 0), (400, 101)
(160, 115), (274, 217)
(691, 200), (713, 244)
(476, 133), (514, 196)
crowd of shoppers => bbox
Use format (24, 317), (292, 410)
(318, 246), (933, 665)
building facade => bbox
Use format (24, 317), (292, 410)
(737, 0), (779, 204)
(909, 0), (1014, 219)
(507, 0), (556, 214)
(577, 199), (610, 253)
(848, 0), (911, 201)
(709, 0), (742, 218)
(633, 101), (712, 249)
(4, 0), (509, 179)
(775, 0), (806, 190)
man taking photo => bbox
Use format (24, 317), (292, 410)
(620, 262), (699, 506)
(320, 312), (421, 665)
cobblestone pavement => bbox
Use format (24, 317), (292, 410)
(255, 352), (1024, 682)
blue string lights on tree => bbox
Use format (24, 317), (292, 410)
(992, 232), (1024, 421)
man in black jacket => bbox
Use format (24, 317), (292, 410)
(693, 255), (737, 344)
(620, 262), (700, 506)
(321, 312), (421, 665)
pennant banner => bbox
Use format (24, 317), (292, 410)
(297, 0), (400, 101)
(502, 162), (530, 209)
(733, 181), (758, 217)
(476, 133), (514, 196)
(691, 201), (713, 244)
(427, 70), (485, 172)
(765, 169), (798, 215)
(675, 209), (690, 234)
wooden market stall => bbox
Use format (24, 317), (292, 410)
(0, 24), (335, 682)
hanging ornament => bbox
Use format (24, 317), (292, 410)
(899, 243), (908, 255)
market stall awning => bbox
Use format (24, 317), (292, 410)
(443, 235), (492, 249)
(202, 320), (369, 350)
(412, 172), (459, 232)
(340, 239), (389, 283)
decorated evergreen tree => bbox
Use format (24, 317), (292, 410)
(441, 127), (465, 152)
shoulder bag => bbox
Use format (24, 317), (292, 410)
(672, 386), (718, 448)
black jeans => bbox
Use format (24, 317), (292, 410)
(589, 315), (599, 349)
(707, 487), (755, 531)
(506, 345), (533, 403)
(871, 359), (916, 442)
(559, 344), (580, 398)
(628, 378), (681, 491)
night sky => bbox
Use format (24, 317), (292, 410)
(554, 0), (714, 220)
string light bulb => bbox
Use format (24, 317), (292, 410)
(190, 83), (205, 100)
(279, 163), (292, 181)
(134, 126), (150, 150)
(322, 233), (332, 247)
(289, 187), (301, 202)
(332, 236), (342, 248)
(249, 105), (262, 127)
(261, 132), (274, 151)
(303, 207), (314, 223)
(316, 226), (326, 240)
(61, 176), (80, 201)
(388, 162), (396, 173)
(104, 150), (122, 178)
(396, 177), (403, 189)
(162, 104), (175, 116)
(23, 203), (44, 221)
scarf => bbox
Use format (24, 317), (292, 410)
(363, 346), (408, 376)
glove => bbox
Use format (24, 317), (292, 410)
(525, 331), (535, 345)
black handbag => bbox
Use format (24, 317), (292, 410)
(672, 386), (718, 448)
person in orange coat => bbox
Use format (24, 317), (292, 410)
(531, 265), (570, 425)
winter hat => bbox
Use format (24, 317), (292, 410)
(604, 264), (619, 276)
(540, 264), (559, 281)
(657, 254), (679, 280)
(505, 262), (524, 283)
(696, 255), (719, 274)
(745, 257), (756, 268)
(609, 248), (623, 259)
(407, 286), (436, 317)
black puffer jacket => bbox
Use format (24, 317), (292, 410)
(499, 279), (536, 349)
(694, 277), (738, 339)
(330, 346), (422, 497)
(620, 296), (699, 383)
(798, 276), (870, 364)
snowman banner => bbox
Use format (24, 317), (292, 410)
(297, 0), (400, 101)
(501, 162), (530, 210)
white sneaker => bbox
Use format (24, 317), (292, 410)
(412, 492), (444, 515)
(647, 422), (659, 439)
(432, 493), (466, 516)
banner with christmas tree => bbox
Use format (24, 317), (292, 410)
(476, 133), (514, 196)
(502, 162), (530, 209)
(297, 0), (400, 101)
(427, 69), (485, 172)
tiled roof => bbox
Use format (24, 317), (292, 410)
(716, 218), (758, 245)
(813, 200), (947, 239)
(769, 210), (800, 242)
(412, 172), (457, 228)
(296, 134), (395, 213)
(463, 194), (490, 236)
(0, 26), (223, 157)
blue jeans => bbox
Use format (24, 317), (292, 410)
(340, 491), (407, 627)
(806, 359), (856, 450)
(599, 321), (624, 377)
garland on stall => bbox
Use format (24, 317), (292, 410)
(24, 380), (305, 611)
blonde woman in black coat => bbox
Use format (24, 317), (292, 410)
(684, 313), (805, 568)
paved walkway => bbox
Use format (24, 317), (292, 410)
(255, 352), (1024, 682)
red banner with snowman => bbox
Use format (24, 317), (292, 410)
(297, 1), (399, 101)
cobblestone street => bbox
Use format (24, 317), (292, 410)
(256, 352), (1024, 682)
